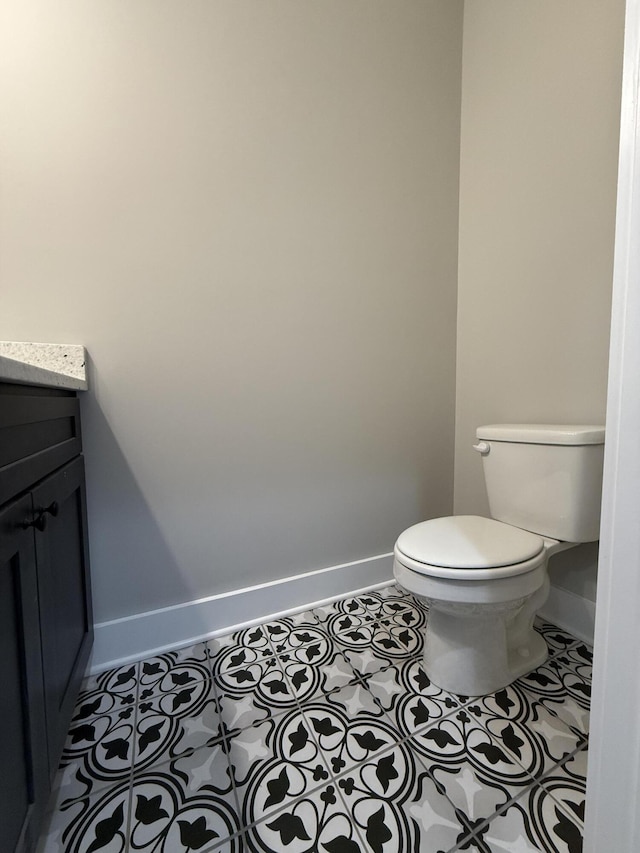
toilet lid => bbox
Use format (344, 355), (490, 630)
(395, 515), (544, 570)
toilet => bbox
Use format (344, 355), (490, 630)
(393, 424), (605, 696)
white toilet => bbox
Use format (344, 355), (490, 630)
(393, 424), (605, 696)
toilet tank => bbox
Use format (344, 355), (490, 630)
(475, 424), (605, 542)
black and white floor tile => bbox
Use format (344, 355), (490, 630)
(37, 586), (590, 852)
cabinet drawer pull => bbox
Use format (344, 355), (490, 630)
(43, 501), (59, 517)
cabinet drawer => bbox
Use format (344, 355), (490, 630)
(0, 386), (82, 506)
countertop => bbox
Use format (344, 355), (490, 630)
(0, 342), (88, 391)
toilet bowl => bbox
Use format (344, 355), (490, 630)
(393, 515), (573, 695)
(393, 424), (605, 697)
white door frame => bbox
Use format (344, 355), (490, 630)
(584, 0), (640, 849)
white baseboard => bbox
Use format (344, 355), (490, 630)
(89, 553), (394, 674)
(89, 557), (593, 674)
(539, 583), (596, 645)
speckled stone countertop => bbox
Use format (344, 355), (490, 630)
(0, 342), (88, 390)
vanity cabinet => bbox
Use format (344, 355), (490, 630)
(0, 382), (93, 853)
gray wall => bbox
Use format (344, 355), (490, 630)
(454, 1), (624, 601)
(0, 1), (463, 622)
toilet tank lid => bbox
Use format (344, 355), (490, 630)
(476, 424), (605, 445)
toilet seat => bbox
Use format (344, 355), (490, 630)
(394, 515), (546, 581)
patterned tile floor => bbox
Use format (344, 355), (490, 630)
(37, 585), (591, 852)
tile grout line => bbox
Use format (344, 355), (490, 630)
(451, 729), (590, 851)
(452, 740), (590, 852)
(122, 661), (141, 853)
(534, 742), (589, 828)
(206, 639), (247, 849)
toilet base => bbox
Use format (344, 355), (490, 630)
(394, 557), (552, 696)
(422, 577), (550, 696)
(423, 609), (548, 695)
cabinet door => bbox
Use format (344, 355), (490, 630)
(0, 495), (49, 853)
(32, 455), (94, 782)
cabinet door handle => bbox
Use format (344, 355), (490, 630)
(22, 513), (47, 532)
(21, 502), (58, 533)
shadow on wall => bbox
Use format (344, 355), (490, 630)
(548, 542), (599, 603)
(78, 376), (201, 631)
